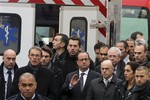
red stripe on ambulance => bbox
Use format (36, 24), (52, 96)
(72, 0), (84, 5)
(91, 0), (107, 17)
(53, 0), (65, 4)
(8, 0), (19, 2)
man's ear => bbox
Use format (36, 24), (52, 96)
(61, 42), (65, 48)
(18, 83), (21, 91)
(35, 82), (37, 89)
(79, 47), (81, 52)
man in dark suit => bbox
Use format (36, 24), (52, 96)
(61, 52), (100, 100)
(127, 66), (150, 100)
(0, 49), (18, 100)
(7, 72), (49, 100)
(108, 47), (125, 80)
(86, 60), (123, 100)
(10, 46), (55, 100)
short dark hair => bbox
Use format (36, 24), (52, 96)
(41, 45), (53, 57)
(69, 35), (82, 47)
(126, 38), (135, 45)
(55, 33), (69, 50)
(130, 31), (143, 40)
(76, 51), (90, 61)
(126, 38), (134, 42)
(94, 42), (105, 51)
(119, 40), (129, 49)
(126, 61), (139, 73)
(100, 44), (110, 49)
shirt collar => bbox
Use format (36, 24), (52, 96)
(3, 66), (14, 74)
(123, 55), (130, 64)
(79, 68), (89, 75)
(21, 93), (35, 100)
(103, 75), (113, 82)
(114, 65), (118, 70)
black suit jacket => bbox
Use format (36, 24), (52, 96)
(116, 60), (125, 81)
(86, 75), (123, 100)
(61, 70), (100, 100)
(0, 62), (18, 100)
(7, 92), (49, 100)
(10, 63), (55, 100)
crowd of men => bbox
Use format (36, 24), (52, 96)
(0, 31), (150, 100)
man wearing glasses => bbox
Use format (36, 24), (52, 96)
(61, 52), (100, 100)
(10, 46), (55, 100)
(107, 47), (125, 81)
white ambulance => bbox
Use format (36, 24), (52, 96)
(0, 0), (121, 67)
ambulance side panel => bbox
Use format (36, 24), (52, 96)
(0, 3), (35, 67)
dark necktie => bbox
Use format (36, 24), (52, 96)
(6, 71), (12, 98)
(80, 73), (85, 92)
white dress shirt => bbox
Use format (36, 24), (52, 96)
(123, 55), (130, 64)
(103, 75), (113, 86)
(79, 69), (89, 87)
(69, 69), (89, 89)
(3, 66), (14, 99)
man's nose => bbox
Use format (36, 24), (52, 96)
(71, 46), (74, 49)
(26, 86), (30, 90)
(137, 77), (141, 81)
(9, 59), (13, 63)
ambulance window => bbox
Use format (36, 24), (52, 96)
(70, 17), (87, 52)
(35, 4), (59, 48)
(0, 14), (21, 55)
(36, 26), (55, 47)
(121, 7), (149, 41)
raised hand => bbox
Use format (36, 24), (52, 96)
(70, 74), (79, 86)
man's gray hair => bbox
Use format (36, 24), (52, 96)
(108, 47), (122, 58)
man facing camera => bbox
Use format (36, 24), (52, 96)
(10, 46), (55, 100)
(86, 60), (123, 100)
(129, 66), (150, 100)
(61, 52), (100, 100)
(7, 72), (49, 100)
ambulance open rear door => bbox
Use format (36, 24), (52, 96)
(59, 6), (99, 60)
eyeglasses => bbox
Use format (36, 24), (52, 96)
(30, 54), (41, 58)
(108, 55), (118, 58)
(78, 58), (89, 62)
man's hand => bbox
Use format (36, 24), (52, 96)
(70, 74), (79, 86)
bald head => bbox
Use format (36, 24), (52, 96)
(3, 49), (16, 56)
(19, 73), (36, 83)
(101, 60), (114, 79)
(102, 60), (113, 67)
(3, 49), (16, 70)
(18, 73), (37, 100)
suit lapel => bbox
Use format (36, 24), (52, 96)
(0, 66), (5, 98)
